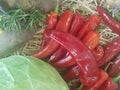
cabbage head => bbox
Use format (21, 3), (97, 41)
(0, 55), (69, 90)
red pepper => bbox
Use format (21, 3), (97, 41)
(49, 13), (85, 62)
(46, 11), (58, 30)
(32, 10), (73, 58)
(48, 46), (67, 63)
(98, 38), (120, 67)
(69, 13), (85, 35)
(98, 78), (118, 90)
(62, 65), (81, 82)
(82, 31), (100, 50)
(107, 57), (120, 77)
(92, 45), (104, 62)
(41, 11), (58, 47)
(97, 6), (120, 35)
(45, 30), (100, 86)
(52, 30), (100, 68)
(77, 14), (101, 39)
(82, 69), (108, 90)
(52, 53), (76, 68)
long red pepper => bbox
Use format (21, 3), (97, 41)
(77, 14), (101, 39)
(82, 31), (100, 50)
(98, 38), (120, 67)
(41, 11), (58, 47)
(48, 46), (67, 63)
(62, 65), (81, 82)
(52, 54), (76, 68)
(46, 11), (58, 30)
(69, 13), (85, 35)
(98, 78), (118, 90)
(107, 57), (120, 77)
(61, 46), (104, 82)
(49, 13), (85, 62)
(92, 45), (104, 62)
(82, 69), (108, 90)
(52, 30), (100, 68)
(97, 6), (120, 35)
(45, 30), (100, 86)
(32, 10), (73, 58)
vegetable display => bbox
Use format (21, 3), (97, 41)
(33, 5), (120, 90)
(0, 55), (69, 90)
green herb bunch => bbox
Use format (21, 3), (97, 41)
(0, 8), (46, 31)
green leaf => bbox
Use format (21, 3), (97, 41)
(114, 12), (120, 21)
(0, 9), (46, 31)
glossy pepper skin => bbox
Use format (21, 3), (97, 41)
(52, 54), (76, 68)
(92, 45), (104, 62)
(82, 69), (108, 90)
(82, 31), (100, 50)
(62, 65), (81, 82)
(98, 78), (118, 90)
(49, 13), (85, 62)
(32, 10), (73, 58)
(41, 11), (58, 47)
(77, 14), (101, 39)
(48, 46), (67, 63)
(98, 38), (120, 67)
(45, 30), (100, 86)
(107, 57), (120, 77)
(97, 6), (120, 35)
(52, 30), (100, 68)
(46, 11), (58, 30)
(69, 13), (85, 35)
(61, 46), (104, 82)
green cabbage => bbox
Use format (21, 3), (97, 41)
(0, 55), (69, 90)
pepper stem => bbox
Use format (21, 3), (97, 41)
(54, 0), (59, 13)
(113, 74), (120, 82)
(104, 62), (113, 71)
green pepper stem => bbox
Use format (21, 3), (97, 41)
(54, 0), (59, 13)
(113, 74), (120, 82)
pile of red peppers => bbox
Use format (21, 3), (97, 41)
(32, 6), (120, 90)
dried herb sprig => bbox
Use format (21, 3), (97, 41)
(0, 8), (46, 31)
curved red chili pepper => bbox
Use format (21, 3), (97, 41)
(49, 13), (85, 62)
(98, 38), (120, 67)
(45, 30), (100, 86)
(41, 11), (58, 47)
(32, 10), (73, 58)
(107, 57), (120, 77)
(52, 30), (100, 68)
(77, 14), (101, 39)
(97, 6), (120, 35)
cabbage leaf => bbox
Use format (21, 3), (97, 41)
(0, 55), (69, 90)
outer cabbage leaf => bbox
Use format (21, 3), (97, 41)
(0, 55), (69, 90)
